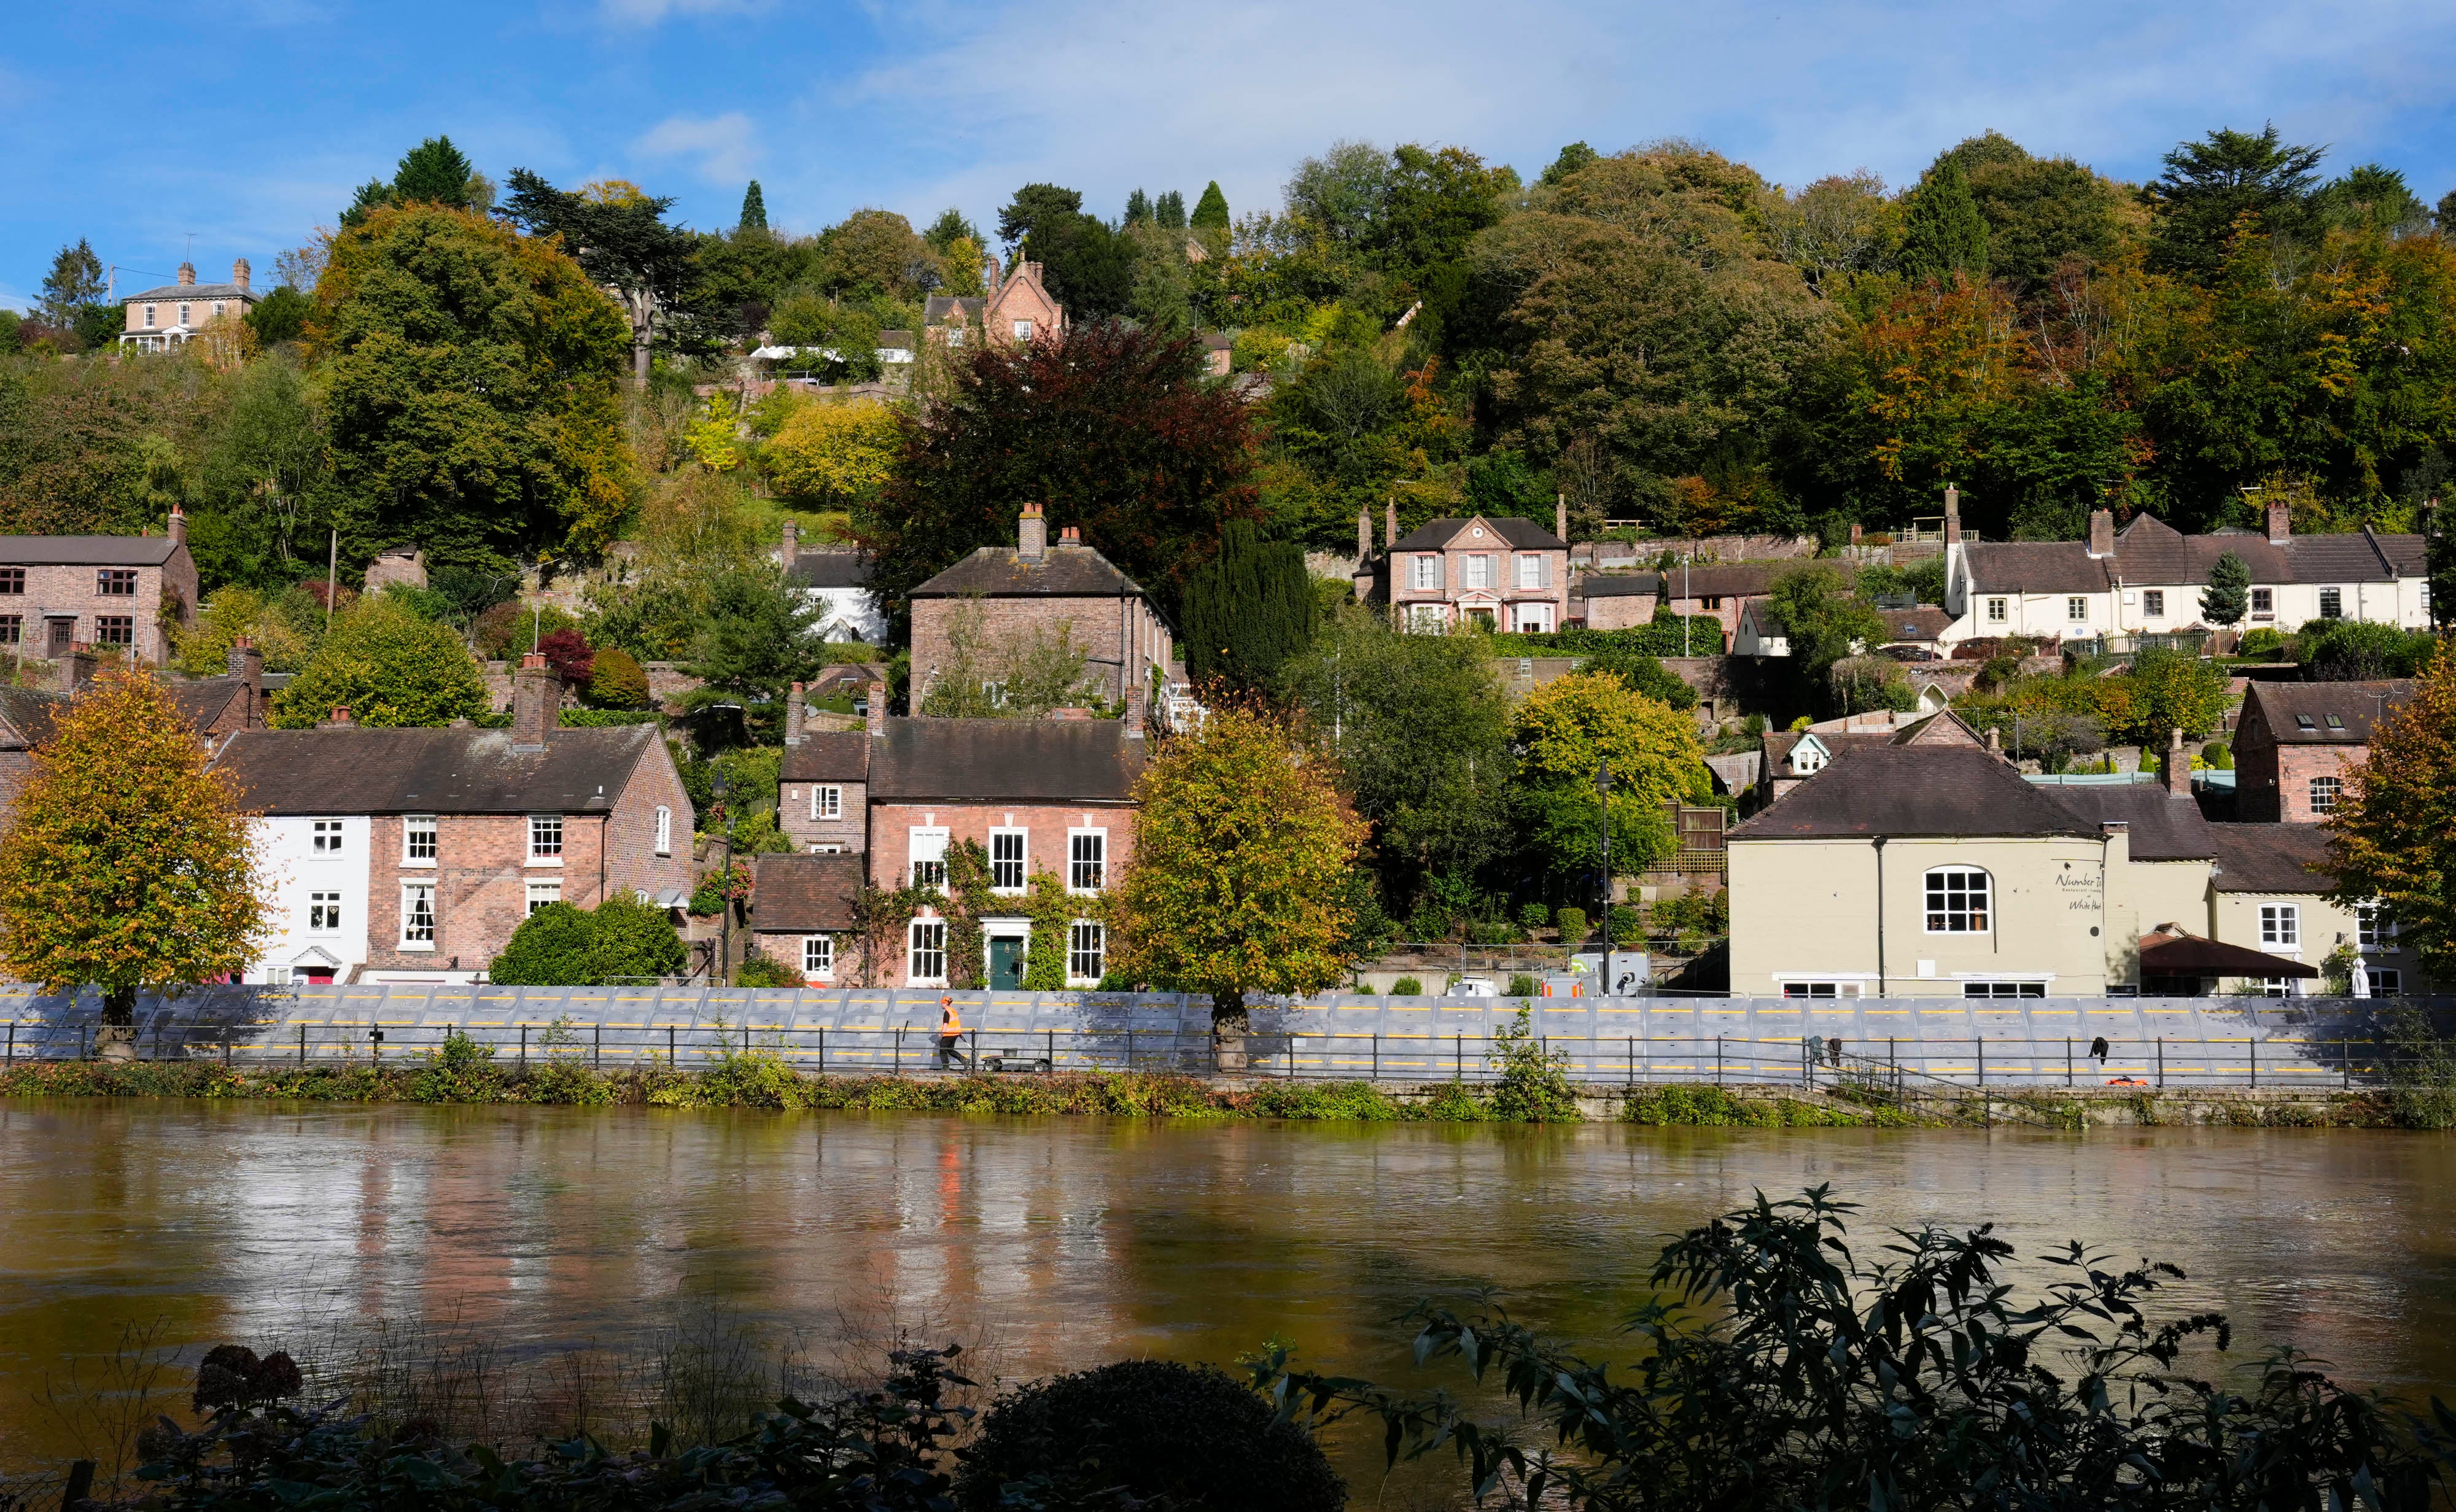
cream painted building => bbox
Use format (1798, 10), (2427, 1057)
(1727, 737), (2412, 999)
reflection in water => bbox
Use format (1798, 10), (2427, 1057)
(4, 1101), (2454, 1467)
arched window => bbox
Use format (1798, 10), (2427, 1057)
(1924, 868), (1989, 933)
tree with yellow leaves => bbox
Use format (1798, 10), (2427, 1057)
(0, 667), (266, 1038)
(1510, 670), (1709, 883)
(1108, 705), (1367, 1053)
(764, 399), (901, 510)
(2325, 636), (2456, 980)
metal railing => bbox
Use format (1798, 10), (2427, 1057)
(4, 1020), (2434, 1095)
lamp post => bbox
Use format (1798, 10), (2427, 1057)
(1598, 760), (1612, 998)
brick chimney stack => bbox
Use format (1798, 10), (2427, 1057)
(167, 505), (185, 546)
(1356, 505), (1370, 563)
(1385, 499), (1397, 549)
(176, 262), (196, 287)
(2266, 497), (2291, 545)
(1943, 483), (1961, 545)
(53, 644), (95, 694)
(1555, 491), (1569, 545)
(1018, 502), (1047, 562)
(1125, 680), (1147, 739)
(866, 680), (887, 737)
(228, 635), (264, 726)
(779, 518), (798, 575)
(511, 653), (554, 750)
(2086, 508), (2115, 559)
(2163, 727), (2191, 799)
(785, 681), (806, 746)
(232, 258), (251, 293)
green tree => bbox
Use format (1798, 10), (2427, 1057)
(503, 169), (710, 383)
(0, 667), (266, 1029)
(1510, 670), (1707, 882)
(314, 203), (633, 563)
(1579, 648), (1698, 710)
(997, 183), (1084, 250)
(271, 601), (489, 727)
(1937, 131), (2124, 293)
(1023, 211), (1137, 320)
(2201, 549), (2252, 627)
(739, 180), (768, 232)
(1539, 141), (1600, 187)
(2328, 638), (2456, 980)
(1189, 180), (1230, 232)
(342, 136), (489, 227)
(2147, 123), (2326, 280)
(1278, 610), (1513, 902)
(866, 321), (1260, 624)
(2109, 647), (2231, 742)
(1896, 159), (1990, 282)
(37, 238), (106, 331)
(585, 646), (651, 708)
(1108, 704), (1368, 1044)
(489, 893), (685, 985)
(678, 558), (826, 737)
(1181, 524), (1314, 691)
(2312, 163), (2431, 238)
(243, 285), (314, 347)
(585, 891), (688, 981)
(1154, 190), (1187, 231)
(1766, 562), (1885, 679)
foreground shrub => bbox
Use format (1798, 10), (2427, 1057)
(958, 1359), (1345, 1512)
(1262, 1187), (2456, 1511)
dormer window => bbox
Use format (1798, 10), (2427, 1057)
(1791, 742), (1826, 775)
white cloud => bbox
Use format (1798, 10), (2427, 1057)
(633, 112), (760, 186)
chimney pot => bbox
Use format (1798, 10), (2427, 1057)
(785, 681), (807, 746)
(866, 680), (887, 738)
(1059, 525), (1080, 543)
(232, 258), (251, 293)
(329, 707), (352, 727)
(511, 653), (554, 749)
(1018, 503), (1047, 561)
(2087, 508), (2115, 559)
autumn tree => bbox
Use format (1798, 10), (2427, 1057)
(764, 399), (901, 510)
(1108, 705), (1368, 1056)
(865, 321), (1261, 626)
(1510, 670), (1709, 883)
(2326, 637), (2456, 978)
(0, 667), (266, 1032)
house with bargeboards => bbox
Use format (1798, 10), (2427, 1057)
(212, 656), (693, 985)
(1726, 729), (2422, 998)
(1350, 500), (1572, 633)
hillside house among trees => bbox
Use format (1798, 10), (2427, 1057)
(907, 505), (1175, 711)
(0, 512), (200, 664)
(925, 258), (1065, 349)
(2233, 680), (2415, 823)
(119, 259), (260, 352)
(1351, 502), (1571, 633)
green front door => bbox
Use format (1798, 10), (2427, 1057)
(989, 936), (1026, 990)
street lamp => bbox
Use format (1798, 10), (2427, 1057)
(1597, 760), (1612, 998)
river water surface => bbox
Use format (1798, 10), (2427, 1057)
(4, 1101), (2455, 1472)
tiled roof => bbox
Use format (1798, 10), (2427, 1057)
(1731, 744), (2089, 839)
(2038, 783), (2216, 861)
(923, 296), (987, 322)
(1389, 516), (1567, 552)
(0, 686), (64, 748)
(750, 851), (863, 933)
(2208, 823), (2336, 895)
(2243, 680), (2413, 745)
(166, 676), (249, 731)
(787, 551), (872, 589)
(1962, 541), (2111, 595)
(1576, 572), (1662, 597)
(215, 725), (665, 815)
(124, 284), (255, 304)
(1876, 607), (1953, 642)
(1973, 514), (2425, 595)
(0, 534), (182, 566)
(781, 731), (871, 783)
(870, 718), (1144, 803)
(909, 544), (1146, 599)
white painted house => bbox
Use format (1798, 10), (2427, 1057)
(778, 525), (887, 646)
(244, 814), (371, 986)
(1939, 500), (2429, 649)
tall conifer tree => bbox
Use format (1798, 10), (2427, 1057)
(1181, 524), (1314, 692)
(739, 180), (768, 231)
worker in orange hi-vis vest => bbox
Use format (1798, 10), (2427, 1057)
(937, 994), (968, 1071)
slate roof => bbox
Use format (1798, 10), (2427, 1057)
(923, 295), (987, 323)
(1731, 744), (2090, 839)
(1661, 561), (1851, 600)
(1760, 728), (1892, 778)
(869, 718), (1143, 803)
(2038, 784), (2216, 861)
(787, 551), (873, 589)
(1967, 514), (2426, 595)
(750, 852), (863, 933)
(2242, 680), (2413, 745)
(1961, 541), (2112, 595)
(1875, 607), (1953, 643)
(1576, 573), (1663, 597)
(2208, 823), (2335, 895)
(0, 535), (182, 566)
(0, 686), (64, 748)
(215, 725), (666, 814)
(124, 284), (255, 304)
(781, 731), (872, 784)
(166, 676), (249, 731)
(909, 544), (1147, 599)
(1389, 516), (1567, 552)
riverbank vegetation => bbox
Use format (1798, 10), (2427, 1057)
(14, 1188), (2453, 1512)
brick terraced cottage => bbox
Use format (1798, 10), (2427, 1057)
(213, 657), (693, 984)
(2232, 680), (2413, 824)
(907, 505), (1175, 711)
(0, 513), (200, 664)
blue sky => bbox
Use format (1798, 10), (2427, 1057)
(4, 0), (2453, 310)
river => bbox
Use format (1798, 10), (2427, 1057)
(4, 1101), (2454, 1481)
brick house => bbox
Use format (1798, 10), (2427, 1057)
(907, 505), (1175, 711)
(2233, 680), (2412, 823)
(777, 522), (887, 645)
(213, 656), (694, 984)
(748, 851), (865, 984)
(779, 718), (871, 853)
(1571, 572), (1660, 630)
(120, 260), (260, 352)
(0, 509), (201, 664)
(923, 259), (1065, 349)
(1352, 502), (1571, 632)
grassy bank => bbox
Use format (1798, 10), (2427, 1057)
(0, 1051), (1937, 1125)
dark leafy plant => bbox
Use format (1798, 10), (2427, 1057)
(1257, 1187), (2456, 1511)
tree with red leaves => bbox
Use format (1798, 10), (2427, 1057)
(863, 322), (1259, 629)
(536, 626), (595, 686)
